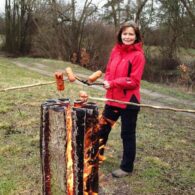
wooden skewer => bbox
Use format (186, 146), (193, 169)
(88, 96), (195, 114)
(0, 81), (56, 92)
(1, 81), (194, 114)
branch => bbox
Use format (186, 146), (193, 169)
(89, 96), (195, 114)
(135, 0), (148, 23)
(0, 81), (56, 92)
(180, 0), (195, 25)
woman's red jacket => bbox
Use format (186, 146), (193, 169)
(104, 42), (145, 109)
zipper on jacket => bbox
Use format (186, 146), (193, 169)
(112, 56), (122, 99)
(123, 61), (132, 95)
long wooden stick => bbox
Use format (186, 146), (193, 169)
(89, 96), (195, 114)
(0, 81), (56, 92)
(1, 82), (195, 114)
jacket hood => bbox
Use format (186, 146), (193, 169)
(115, 42), (144, 54)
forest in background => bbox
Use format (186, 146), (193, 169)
(0, 0), (194, 85)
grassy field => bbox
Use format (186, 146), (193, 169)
(0, 56), (194, 195)
(142, 80), (195, 101)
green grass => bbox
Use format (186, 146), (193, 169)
(0, 56), (195, 194)
(142, 80), (195, 101)
(102, 108), (195, 194)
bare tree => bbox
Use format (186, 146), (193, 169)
(30, 0), (98, 60)
(5, 0), (35, 53)
(180, 0), (195, 25)
(77, 0), (98, 52)
(102, 0), (149, 30)
(102, 0), (125, 30)
(135, 0), (149, 24)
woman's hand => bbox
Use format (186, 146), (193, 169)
(103, 80), (110, 89)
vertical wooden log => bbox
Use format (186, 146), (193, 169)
(40, 100), (55, 195)
(72, 106), (86, 195)
(49, 106), (67, 194)
(83, 102), (99, 194)
(40, 99), (70, 195)
(40, 99), (99, 195)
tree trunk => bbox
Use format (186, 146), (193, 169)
(135, 0), (148, 24)
(180, 0), (195, 25)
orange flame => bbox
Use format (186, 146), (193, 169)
(98, 139), (106, 164)
(65, 106), (74, 195)
(84, 191), (98, 195)
(83, 127), (93, 187)
(83, 123), (99, 194)
(65, 105), (99, 194)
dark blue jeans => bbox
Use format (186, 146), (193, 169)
(99, 104), (139, 172)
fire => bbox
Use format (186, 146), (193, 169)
(84, 191), (98, 195)
(83, 106), (100, 195)
(98, 115), (116, 165)
(98, 138), (106, 163)
(66, 104), (99, 195)
(83, 127), (93, 193)
(41, 100), (100, 195)
(65, 105), (74, 195)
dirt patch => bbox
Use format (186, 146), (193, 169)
(13, 61), (52, 77)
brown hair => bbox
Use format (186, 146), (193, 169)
(117, 21), (142, 44)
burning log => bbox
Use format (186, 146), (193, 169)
(82, 102), (99, 195)
(40, 99), (99, 195)
(40, 99), (70, 195)
(40, 100), (51, 194)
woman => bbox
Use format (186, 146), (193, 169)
(99, 21), (145, 178)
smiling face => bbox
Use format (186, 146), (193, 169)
(121, 27), (136, 45)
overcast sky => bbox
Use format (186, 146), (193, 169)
(0, 0), (5, 13)
(0, 0), (107, 13)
